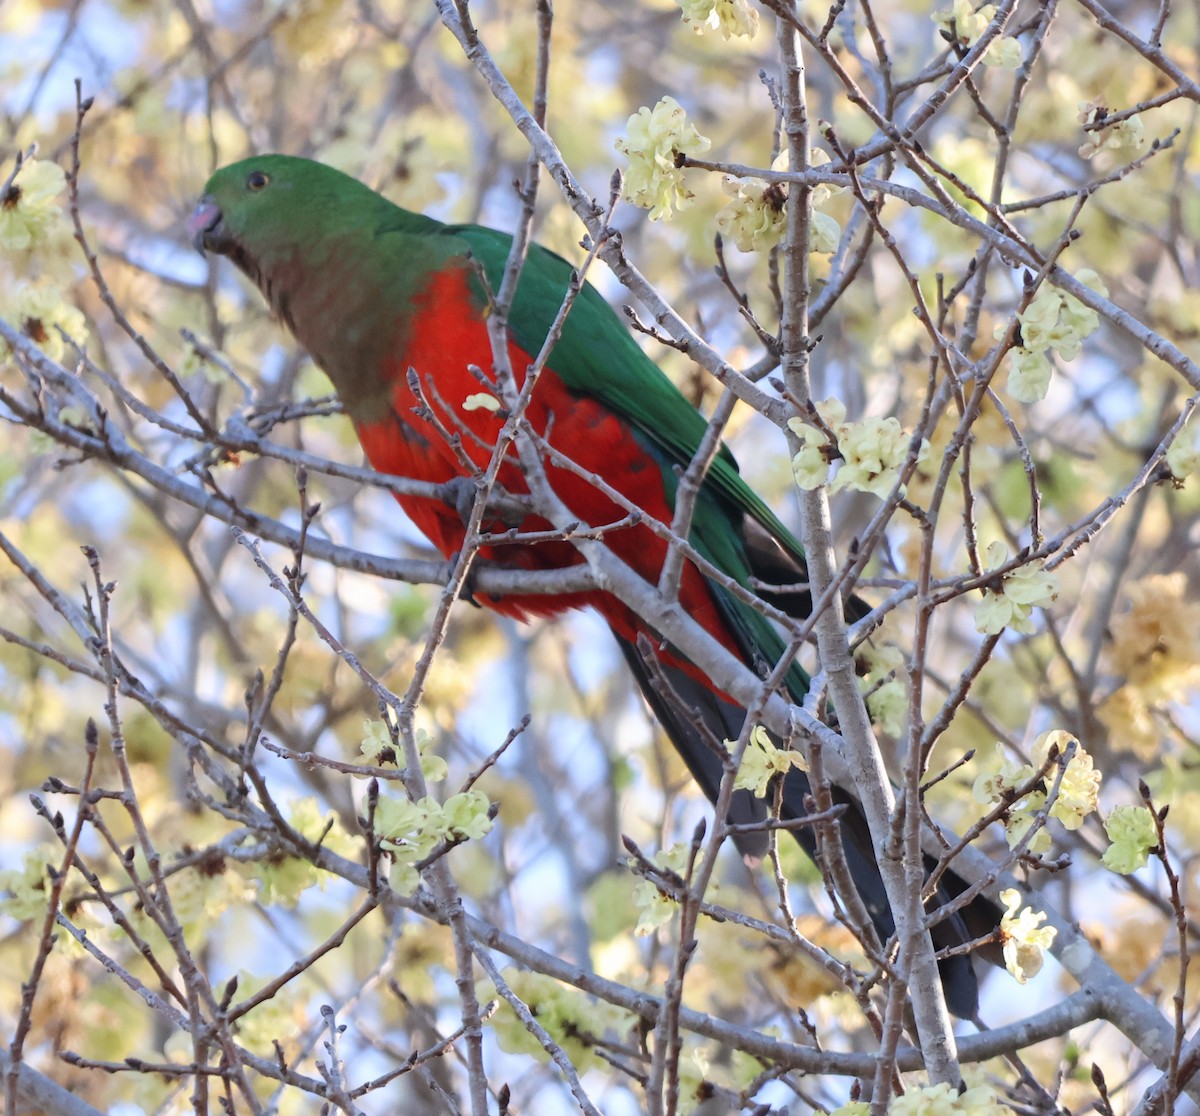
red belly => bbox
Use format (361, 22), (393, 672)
(352, 267), (738, 664)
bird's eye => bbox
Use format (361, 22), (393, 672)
(246, 171), (270, 192)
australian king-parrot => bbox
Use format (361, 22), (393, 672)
(189, 154), (993, 1016)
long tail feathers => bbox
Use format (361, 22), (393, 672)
(613, 592), (991, 1017)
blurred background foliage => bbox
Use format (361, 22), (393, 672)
(1, 0), (1200, 1111)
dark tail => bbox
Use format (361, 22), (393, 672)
(614, 526), (997, 1018)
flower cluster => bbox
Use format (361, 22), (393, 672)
(0, 158), (68, 252)
(632, 842), (689, 935)
(973, 730), (1100, 853)
(615, 96), (711, 221)
(482, 968), (632, 1075)
(1, 156), (87, 368)
(973, 542), (1058, 635)
(932, 0), (1021, 68)
(857, 644), (908, 736)
(678, 0), (758, 39)
(1000, 887), (1056, 983)
(1, 282), (88, 364)
(358, 719), (449, 782)
(257, 798), (360, 906)
(1101, 805), (1157, 874)
(1001, 269), (1107, 403)
(1097, 574), (1200, 757)
(0, 849), (50, 921)
(1107, 573), (1200, 700)
(733, 724), (807, 798)
(788, 398), (930, 499)
(833, 1082), (1009, 1116)
(716, 150), (840, 255)
(377, 788), (494, 894)
(1166, 426), (1200, 483)
(1078, 100), (1147, 160)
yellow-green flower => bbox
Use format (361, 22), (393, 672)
(441, 790), (493, 841)
(632, 842), (688, 935)
(717, 149), (841, 255)
(1001, 269), (1107, 402)
(858, 644), (908, 735)
(1101, 805), (1157, 874)
(972, 734), (1095, 853)
(1167, 428), (1200, 482)
(933, 0), (995, 46)
(481, 968), (632, 1074)
(893, 1081), (1012, 1115)
(1078, 100), (1147, 160)
(999, 888), (1056, 983)
(615, 97), (711, 221)
(985, 36), (1022, 67)
(0, 850), (51, 921)
(1006, 346), (1052, 403)
(1033, 730), (1100, 830)
(357, 720), (448, 781)
(733, 724), (807, 798)
(974, 542), (1058, 635)
(0, 158), (68, 252)
(788, 398), (927, 499)
(716, 175), (787, 252)
(2, 283), (87, 364)
(678, 0), (758, 39)
(834, 415), (929, 499)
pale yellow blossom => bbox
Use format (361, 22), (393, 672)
(1002, 807), (1053, 855)
(788, 399), (927, 499)
(1097, 686), (1158, 759)
(1006, 345), (1053, 403)
(932, 0), (995, 46)
(1101, 805), (1157, 874)
(678, 0), (758, 39)
(717, 149), (841, 254)
(1, 283), (87, 364)
(973, 734), (1096, 852)
(1001, 270), (1107, 402)
(734, 725), (807, 798)
(810, 209), (841, 253)
(833, 415), (929, 499)
(441, 790), (493, 841)
(716, 175), (787, 252)
(974, 542), (1058, 635)
(790, 440), (829, 488)
(857, 645), (907, 735)
(1108, 573), (1200, 701)
(358, 721), (448, 781)
(615, 97), (711, 221)
(0, 850), (51, 921)
(0, 158), (68, 252)
(1078, 100), (1147, 160)
(893, 1081), (1012, 1116)
(633, 843), (688, 934)
(985, 36), (1022, 68)
(1166, 428), (1200, 481)
(999, 888), (1056, 983)
(972, 742), (1033, 806)
(1019, 281), (1101, 360)
(1032, 730), (1100, 829)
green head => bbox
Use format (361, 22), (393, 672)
(187, 154), (395, 266)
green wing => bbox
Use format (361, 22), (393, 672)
(450, 226), (804, 553)
(450, 224), (810, 700)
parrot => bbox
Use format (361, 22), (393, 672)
(189, 154), (994, 1016)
